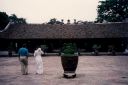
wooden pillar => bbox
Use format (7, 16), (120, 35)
(8, 42), (13, 57)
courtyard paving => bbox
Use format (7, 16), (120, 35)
(0, 55), (128, 85)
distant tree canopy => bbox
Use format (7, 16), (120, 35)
(9, 14), (26, 24)
(96, 0), (128, 23)
(47, 18), (64, 25)
(0, 11), (26, 30)
(0, 12), (9, 30)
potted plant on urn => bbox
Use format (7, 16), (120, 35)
(92, 44), (101, 56)
(61, 43), (79, 78)
(108, 45), (116, 55)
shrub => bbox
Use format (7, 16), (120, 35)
(62, 43), (77, 54)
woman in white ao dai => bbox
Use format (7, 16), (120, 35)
(34, 48), (44, 74)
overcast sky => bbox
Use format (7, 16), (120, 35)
(0, 0), (100, 23)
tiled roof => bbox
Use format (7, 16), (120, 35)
(0, 23), (128, 39)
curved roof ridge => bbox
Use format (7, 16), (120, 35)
(0, 22), (11, 32)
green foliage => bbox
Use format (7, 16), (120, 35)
(41, 45), (48, 51)
(0, 11), (26, 30)
(62, 43), (77, 54)
(47, 18), (64, 25)
(0, 12), (9, 30)
(96, 0), (128, 22)
(9, 14), (26, 24)
(92, 44), (101, 50)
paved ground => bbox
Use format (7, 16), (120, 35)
(0, 56), (128, 85)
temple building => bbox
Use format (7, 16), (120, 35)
(0, 22), (128, 54)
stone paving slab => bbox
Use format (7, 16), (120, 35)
(0, 56), (128, 85)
